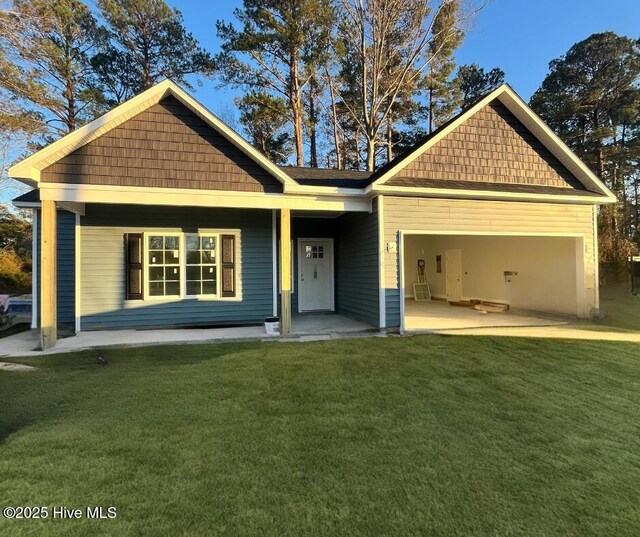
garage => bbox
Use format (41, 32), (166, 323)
(400, 232), (585, 331)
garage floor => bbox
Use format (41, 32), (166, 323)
(404, 299), (569, 331)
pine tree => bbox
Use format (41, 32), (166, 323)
(454, 64), (504, 107)
(237, 91), (292, 164)
(0, 0), (104, 135)
(94, 0), (214, 103)
(424, 0), (464, 133)
(530, 32), (640, 265)
(216, 0), (334, 167)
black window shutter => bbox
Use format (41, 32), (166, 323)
(125, 233), (143, 300)
(221, 235), (236, 297)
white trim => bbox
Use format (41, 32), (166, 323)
(38, 183), (372, 213)
(31, 208), (38, 329)
(140, 229), (242, 302)
(377, 195), (386, 329)
(296, 238), (335, 313)
(9, 79), (298, 189)
(74, 213), (81, 333)
(272, 210), (278, 317)
(593, 205), (600, 311)
(399, 231), (405, 334)
(398, 229), (586, 238)
(367, 84), (616, 202)
(14, 201), (40, 209)
(369, 184), (614, 205)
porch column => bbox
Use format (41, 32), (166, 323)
(280, 208), (292, 335)
(41, 200), (57, 349)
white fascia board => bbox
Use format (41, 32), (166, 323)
(369, 84), (617, 202)
(8, 79), (297, 189)
(38, 183), (372, 212)
(283, 184), (369, 197)
(371, 184), (615, 205)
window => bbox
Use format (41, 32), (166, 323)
(186, 234), (217, 297)
(148, 235), (181, 297)
(128, 230), (238, 301)
(305, 245), (324, 259)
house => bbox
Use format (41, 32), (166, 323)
(11, 80), (615, 349)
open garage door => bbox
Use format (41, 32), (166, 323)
(401, 233), (585, 331)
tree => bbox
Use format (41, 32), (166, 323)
(530, 32), (640, 266)
(334, 0), (473, 171)
(94, 0), (214, 103)
(454, 63), (504, 107)
(216, 0), (335, 167)
(424, 0), (464, 133)
(237, 91), (292, 164)
(0, 0), (104, 136)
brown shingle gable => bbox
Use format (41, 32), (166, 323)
(41, 96), (283, 193)
(385, 100), (585, 190)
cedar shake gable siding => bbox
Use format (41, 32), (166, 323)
(386, 100), (585, 191)
(41, 96), (283, 193)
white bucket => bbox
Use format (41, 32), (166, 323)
(264, 317), (280, 336)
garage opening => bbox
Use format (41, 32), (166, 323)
(402, 233), (584, 331)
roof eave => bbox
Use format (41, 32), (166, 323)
(370, 184), (616, 205)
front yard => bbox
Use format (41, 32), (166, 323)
(1, 335), (639, 536)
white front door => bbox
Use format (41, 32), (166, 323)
(298, 239), (334, 312)
(445, 249), (463, 302)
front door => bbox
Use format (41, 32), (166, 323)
(298, 239), (334, 312)
(445, 249), (463, 302)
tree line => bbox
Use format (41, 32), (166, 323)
(0, 1), (638, 266)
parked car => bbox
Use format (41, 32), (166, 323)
(0, 294), (32, 331)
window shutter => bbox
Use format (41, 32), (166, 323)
(221, 234), (236, 297)
(125, 233), (143, 300)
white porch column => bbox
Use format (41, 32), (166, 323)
(280, 208), (292, 335)
(40, 200), (57, 349)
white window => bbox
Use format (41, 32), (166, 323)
(147, 235), (181, 297)
(185, 234), (218, 297)
(139, 231), (238, 301)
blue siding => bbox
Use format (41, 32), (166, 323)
(79, 205), (273, 330)
(385, 289), (401, 329)
(335, 203), (379, 327)
(35, 209), (76, 329)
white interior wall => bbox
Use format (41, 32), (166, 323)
(404, 234), (578, 315)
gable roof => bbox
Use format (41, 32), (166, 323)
(9, 79), (297, 188)
(367, 84), (616, 202)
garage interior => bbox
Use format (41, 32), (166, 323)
(402, 233), (583, 331)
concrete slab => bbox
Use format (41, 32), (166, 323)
(0, 314), (377, 358)
(405, 300), (568, 331)
(0, 362), (36, 372)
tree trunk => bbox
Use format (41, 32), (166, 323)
(290, 56), (304, 167)
(308, 75), (318, 168)
(386, 115), (393, 163)
(366, 136), (376, 172)
(326, 66), (342, 170)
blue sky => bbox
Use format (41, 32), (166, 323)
(170, 0), (640, 117)
(3, 0), (639, 204)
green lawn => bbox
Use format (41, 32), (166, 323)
(1, 336), (640, 536)
(595, 284), (640, 331)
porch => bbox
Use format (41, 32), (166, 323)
(0, 313), (377, 357)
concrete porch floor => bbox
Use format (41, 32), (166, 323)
(404, 299), (569, 331)
(0, 314), (376, 358)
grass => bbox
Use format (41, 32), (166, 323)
(594, 283), (640, 331)
(1, 335), (640, 536)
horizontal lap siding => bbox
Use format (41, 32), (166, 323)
(80, 205), (273, 330)
(384, 197), (597, 327)
(335, 201), (379, 327)
(35, 209), (75, 328)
